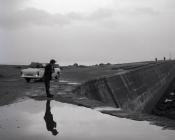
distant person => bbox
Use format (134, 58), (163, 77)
(44, 59), (56, 98)
(44, 100), (59, 136)
(164, 57), (166, 61)
(155, 58), (158, 62)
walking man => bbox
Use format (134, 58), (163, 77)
(44, 59), (56, 98)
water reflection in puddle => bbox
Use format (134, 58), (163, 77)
(59, 80), (80, 85)
(94, 106), (121, 111)
(0, 99), (175, 140)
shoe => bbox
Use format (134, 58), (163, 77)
(47, 94), (54, 98)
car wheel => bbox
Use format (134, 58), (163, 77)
(55, 75), (58, 79)
(39, 78), (44, 82)
(25, 78), (31, 83)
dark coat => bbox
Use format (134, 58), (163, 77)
(44, 64), (54, 81)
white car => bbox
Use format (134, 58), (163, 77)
(21, 62), (61, 83)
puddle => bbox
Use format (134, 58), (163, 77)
(0, 99), (175, 140)
(94, 106), (121, 111)
(59, 80), (80, 85)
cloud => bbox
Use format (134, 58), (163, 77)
(67, 7), (158, 22)
(67, 12), (85, 20)
(67, 8), (115, 22)
(0, 0), (71, 29)
(0, 7), (116, 29)
(1, 0), (175, 65)
(88, 8), (115, 20)
(0, 0), (27, 12)
(132, 7), (159, 15)
(0, 8), (70, 29)
(0, 0), (160, 30)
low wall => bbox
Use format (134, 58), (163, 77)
(74, 61), (175, 113)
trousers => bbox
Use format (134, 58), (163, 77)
(44, 80), (50, 95)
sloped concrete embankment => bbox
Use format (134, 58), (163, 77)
(74, 61), (175, 113)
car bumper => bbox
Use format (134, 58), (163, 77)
(21, 75), (42, 79)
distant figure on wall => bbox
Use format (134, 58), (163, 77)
(44, 100), (59, 136)
(155, 58), (158, 62)
(44, 59), (56, 98)
(164, 57), (166, 61)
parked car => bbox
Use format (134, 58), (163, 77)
(21, 62), (61, 83)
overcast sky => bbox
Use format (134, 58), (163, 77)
(0, 0), (175, 65)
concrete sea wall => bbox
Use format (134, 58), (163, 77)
(74, 61), (175, 113)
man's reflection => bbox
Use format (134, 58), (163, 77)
(44, 100), (59, 136)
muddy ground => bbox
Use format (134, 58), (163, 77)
(0, 64), (125, 106)
(1, 63), (175, 131)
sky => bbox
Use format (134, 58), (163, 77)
(0, 0), (175, 65)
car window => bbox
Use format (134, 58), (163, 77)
(30, 62), (44, 68)
(54, 64), (59, 68)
